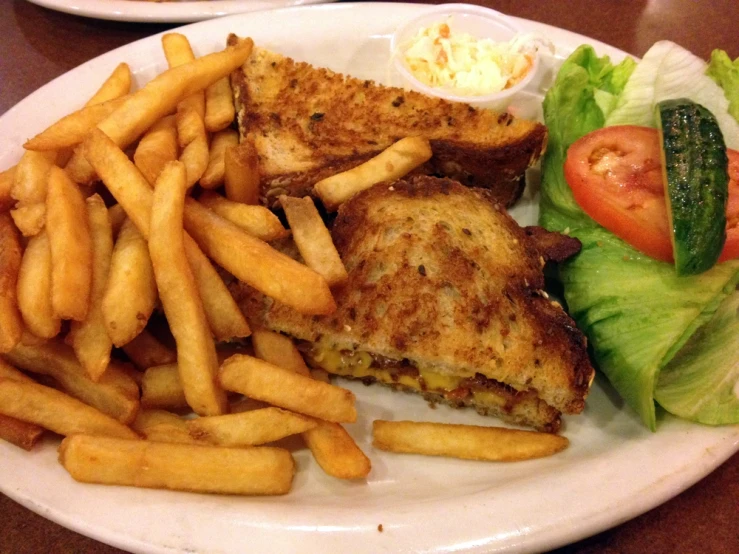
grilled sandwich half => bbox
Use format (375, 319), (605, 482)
(228, 36), (547, 208)
(234, 176), (594, 432)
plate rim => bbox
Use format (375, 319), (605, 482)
(23, 0), (335, 24)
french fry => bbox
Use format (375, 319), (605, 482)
(303, 421), (372, 480)
(140, 363), (187, 410)
(162, 33), (209, 187)
(149, 161), (227, 416)
(200, 129), (238, 189)
(46, 166), (92, 321)
(108, 204), (127, 237)
(132, 408), (199, 445)
(139, 345), (252, 411)
(85, 62), (132, 107)
(314, 136), (433, 211)
(219, 354), (356, 423)
(280, 195), (348, 286)
(182, 235), (251, 341)
(224, 140), (260, 205)
(102, 218), (157, 347)
(12, 150), (56, 205)
(19, 330), (47, 347)
(0, 413), (44, 451)
(183, 198), (336, 315)
(84, 129), (250, 340)
(162, 33), (205, 124)
(372, 421), (570, 461)
(17, 230), (61, 339)
(0, 166), (16, 213)
(0, 213), (23, 353)
(133, 115), (179, 186)
(187, 407), (316, 447)
(121, 329), (177, 370)
(177, 107), (209, 187)
(251, 328), (310, 377)
(67, 194), (114, 381)
(0, 358), (34, 382)
(0, 378), (138, 439)
(4, 340), (140, 424)
(229, 396), (270, 413)
(24, 95), (129, 152)
(67, 38), (254, 185)
(10, 202), (45, 237)
(204, 76), (235, 133)
(198, 191), (288, 241)
(59, 434), (294, 495)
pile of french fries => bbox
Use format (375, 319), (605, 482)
(0, 33), (567, 498)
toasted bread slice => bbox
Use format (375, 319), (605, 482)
(228, 36), (547, 208)
(234, 176), (594, 432)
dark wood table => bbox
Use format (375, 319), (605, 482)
(1, 0), (738, 552)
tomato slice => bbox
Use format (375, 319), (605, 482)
(718, 149), (739, 262)
(564, 125), (739, 264)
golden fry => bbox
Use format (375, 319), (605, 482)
(0, 413), (44, 451)
(303, 420), (371, 480)
(198, 191), (288, 241)
(251, 328), (310, 376)
(12, 150), (56, 204)
(0, 213), (23, 353)
(163, 33), (209, 186)
(121, 329), (177, 370)
(219, 354), (356, 423)
(372, 420), (570, 461)
(187, 407), (316, 447)
(0, 378), (138, 439)
(5, 340), (140, 424)
(149, 161), (227, 416)
(10, 202), (45, 237)
(17, 230), (61, 339)
(68, 38), (254, 185)
(280, 195), (348, 286)
(200, 129), (238, 189)
(314, 136), (432, 211)
(59, 434), (294, 495)
(102, 218), (157, 347)
(224, 141), (260, 205)
(68, 194), (114, 381)
(177, 108), (209, 187)
(85, 62), (132, 107)
(24, 96), (129, 152)
(108, 204), (127, 237)
(162, 33), (205, 122)
(183, 198), (336, 315)
(46, 166), (92, 321)
(204, 76), (235, 133)
(84, 129), (249, 339)
(132, 408), (198, 445)
(0, 358), (34, 382)
(133, 115), (179, 186)
(0, 166), (15, 213)
(182, 233), (251, 342)
(140, 363), (188, 410)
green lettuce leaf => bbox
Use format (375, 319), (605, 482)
(707, 49), (739, 123)
(539, 45), (739, 430)
(655, 290), (739, 425)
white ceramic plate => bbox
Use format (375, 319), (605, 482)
(24, 0), (335, 23)
(1, 3), (738, 553)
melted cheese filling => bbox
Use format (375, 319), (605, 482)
(308, 347), (507, 408)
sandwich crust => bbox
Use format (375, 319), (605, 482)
(228, 37), (547, 208)
(235, 177), (594, 431)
